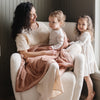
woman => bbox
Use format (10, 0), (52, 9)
(11, 2), (63, 100)
(12, 2), (56, 57)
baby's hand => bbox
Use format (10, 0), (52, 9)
(48, 46), (53, 50)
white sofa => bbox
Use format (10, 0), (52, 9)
(10, 22), (85, 100)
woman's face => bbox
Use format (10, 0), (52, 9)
(30, 7), (37, 24)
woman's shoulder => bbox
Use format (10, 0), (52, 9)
(37, 22), (48, 28)
(15, 32), (27, 42)
(37, 21), (50, 33)
(37, 22), (49, 28)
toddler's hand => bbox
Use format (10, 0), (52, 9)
(48, 46), (53, 50)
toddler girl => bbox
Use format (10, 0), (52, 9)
(76, 15), (98, 100)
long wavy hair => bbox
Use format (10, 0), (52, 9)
(76, 15), (94, 41)
(11, 2), (33, 39)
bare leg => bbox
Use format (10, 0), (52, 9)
(84, 76), (95, 100)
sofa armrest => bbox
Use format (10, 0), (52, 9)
(10, 53), (22, 100)
(10, 52), (84, 100)
(72, 54), (85, 100)
(10, 53), (21, 73)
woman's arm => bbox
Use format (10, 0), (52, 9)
(20, 49), (57, 58)
(36, 46), (52, 51)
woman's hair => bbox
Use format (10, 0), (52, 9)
(11, 2), (33, 39)
(76, 15), (94, 40)
(49, 10), (66, 25)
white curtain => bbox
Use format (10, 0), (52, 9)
(95, 0), (100, 70)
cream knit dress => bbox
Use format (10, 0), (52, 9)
(76, 31), (98, 76)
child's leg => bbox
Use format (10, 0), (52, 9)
(84, 75), (95, 100)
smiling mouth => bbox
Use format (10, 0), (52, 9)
(34, 18), (36, 21)
(33, 18), (36, 22)
(79, 28), (83, 30)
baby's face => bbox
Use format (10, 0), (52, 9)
(49, 16), (61, 30)
(77, 18), (88, 33)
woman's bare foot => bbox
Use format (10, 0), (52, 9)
(85, 91), (95, 100)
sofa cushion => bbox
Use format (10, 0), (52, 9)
(42, 21), (78, 42)
(62, 22), (78, 41)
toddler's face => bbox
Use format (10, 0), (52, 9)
(49, 16), (61, 30)
(77, 18), (88, 33)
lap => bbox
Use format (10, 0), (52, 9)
(66, 43), (82, 58)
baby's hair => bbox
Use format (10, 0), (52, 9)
(76, 15), (94, 41)
(49, 10), (66, 25)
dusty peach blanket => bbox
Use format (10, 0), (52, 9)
(16, 34), (73, 92)
(16, 55), (56, 92)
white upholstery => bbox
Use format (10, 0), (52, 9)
(10, 22), (85, 100)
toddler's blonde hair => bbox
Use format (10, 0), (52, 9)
(49, 10), (66, 25)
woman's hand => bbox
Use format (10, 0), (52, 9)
(20, 49), (57, 59)
(43, 50), (57, 56)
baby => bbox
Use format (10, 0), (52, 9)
(37, 10), (73, 76)
(37, 10), (68, 50)
(48, 10), (73, 75)
(48, 10), (68, 50)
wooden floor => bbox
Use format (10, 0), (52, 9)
(0, 96), (15, 100)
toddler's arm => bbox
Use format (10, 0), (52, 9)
(37, 46), (52, 50)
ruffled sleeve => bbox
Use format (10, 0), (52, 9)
(76, 32), (91, 46)
(15, 34), (30, 51)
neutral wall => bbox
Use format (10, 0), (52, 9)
(0, 0), (95, 98)
(61, 0), (95, 22)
